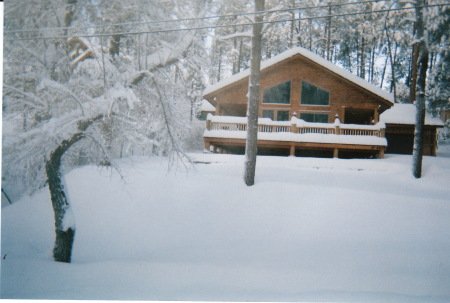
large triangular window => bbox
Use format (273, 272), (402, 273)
(262, 81), (291, 104)
(301, 81), (329, 106)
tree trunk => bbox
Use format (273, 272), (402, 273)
(289, 0), (295, 48)
(46, 115), (104, 262)
(410, 42), (419, 103)
(360, 34), (366, 79)
(233, 38), (238, 75)
(237, 38), (243, 73)
(244, 0), (264, 186)
(370, 45), (376, 83)
(309, 19), (313, 51)
(46, 132), (84, 262)
(412, 0), (428, 179)
(380, 55), (388, 88)
(217, 46), (223, 82)
(326, 4), (332, 61)
(385, 23), (397, 102)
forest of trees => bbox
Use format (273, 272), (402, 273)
(2, 0), (449, 261)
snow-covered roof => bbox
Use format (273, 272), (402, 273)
(203, 47), (394, 104)
(200, 99), (215, 112)
(380, 103), (444, 126)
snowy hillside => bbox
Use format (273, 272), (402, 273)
(2, 150), (450, 302)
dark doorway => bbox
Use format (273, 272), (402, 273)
(385, 133), (414, 154)
(344, 108), (373, 125)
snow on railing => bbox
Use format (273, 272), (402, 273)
(206, 114), (385, 137)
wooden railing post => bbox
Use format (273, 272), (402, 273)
(335, 125), (340, 135)
(206, 117), (212, 131)
(291, 121), (298, 133)
(334, 114), (340, 135)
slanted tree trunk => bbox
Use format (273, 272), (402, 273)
(412, 0), (428, 179)
(46, 115), (104, 262)
(244, 0), (264, 186)
(46, 132), (84, 262)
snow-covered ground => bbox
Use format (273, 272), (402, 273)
(2, 147), (450, 302)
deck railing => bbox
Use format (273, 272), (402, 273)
(206, 114), (385, 137)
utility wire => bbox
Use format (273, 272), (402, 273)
(4, 0), (382, 34)
(4, 3), (448, 42)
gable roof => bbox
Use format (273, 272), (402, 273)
(204, 47), (394, 105)
(380, 103), (444, 126)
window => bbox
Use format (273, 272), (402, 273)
(262, 110), (274, 120)
(277, 110), (290, 121)
(263, 81), (291, 104)
(301, 81), (329, 105)
(300, 113), (329, 123)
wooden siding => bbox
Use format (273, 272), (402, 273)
(385, 124), (438, 156)
(205, 54), (391, 123)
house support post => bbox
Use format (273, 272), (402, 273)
(290, 145), (295, 156)
(378, 149), (385, 159)
(333, 148), (339, 158)
(215, 103), (221, 116)
(205, 141), (211, 151)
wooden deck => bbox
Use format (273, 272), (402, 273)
(204, 115), (387, 158)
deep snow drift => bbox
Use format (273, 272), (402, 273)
(2, 150), (450, 302)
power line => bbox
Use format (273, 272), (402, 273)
(4, 3), (448, 42)
(2, 0), (385, 34)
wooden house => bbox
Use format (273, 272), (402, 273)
(203, 47), (442, 158)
